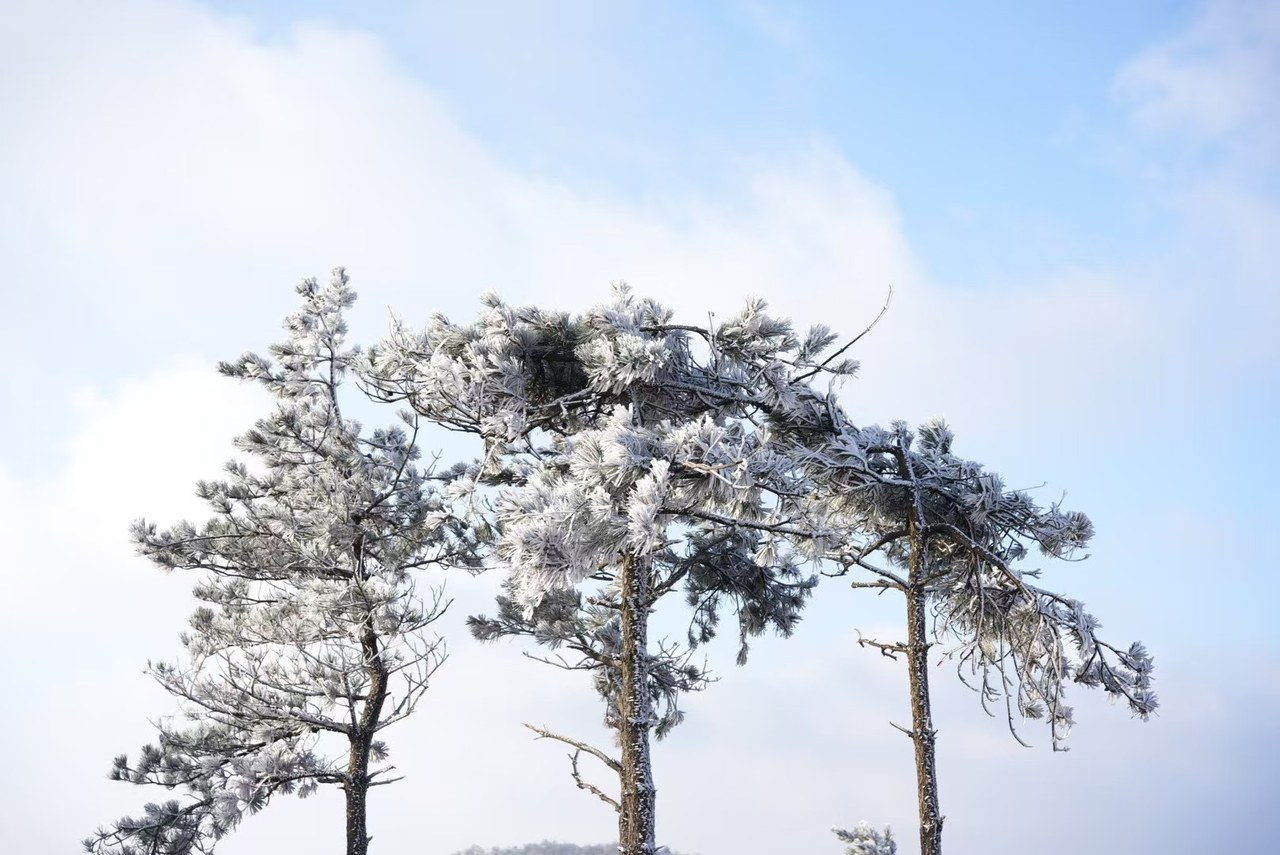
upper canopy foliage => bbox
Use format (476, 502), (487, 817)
(364, 283), (1155, 751)
(819, 419), (1155, 748)
(363, 286), (850, 754)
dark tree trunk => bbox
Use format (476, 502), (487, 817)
(346, 626), (390, 855)
(617, 553), (657, 855)
(906, 571), (943, 855)
(345, 746), (371, 855)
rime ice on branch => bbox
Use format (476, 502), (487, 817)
(86, 271), (473, 855)
(358, 283), (1156, 855)
(820, 419), (1157, 855)
(361, 287), (860, 855)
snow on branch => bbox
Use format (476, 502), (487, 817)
(88, 271), (471, 855)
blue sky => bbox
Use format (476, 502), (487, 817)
(206, 0), (1191, 278)
(1, 2), (1276, 854)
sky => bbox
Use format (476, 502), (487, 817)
(1, 1), (1277, 853)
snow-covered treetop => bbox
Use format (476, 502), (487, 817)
(360, 284), (859, 455)
(362, 286), (858, 646)
(820, 418), (1156, 748)
(88, 271), (467, 855)
(820, 418), (1094, 562)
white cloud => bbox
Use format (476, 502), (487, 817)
(1113, 0), (1280, 147)
(1111, 0), (1280, 337)
(0, 0), (1191, 454)
(0, 362), (262, 631)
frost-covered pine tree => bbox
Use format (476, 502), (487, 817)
(86, 271), (471, 855)
(820, 419), (1156, 855)
(361, 287), (856, 855)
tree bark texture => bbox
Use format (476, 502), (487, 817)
(617, 553), (658, 855)
(906, 578), (943, 855)
(346, 625), (390, 855)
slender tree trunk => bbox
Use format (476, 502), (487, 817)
(905, 580), (943, 855)
(345, 742), (372, 855)
(617, 553), (657, 855)
(346, 626), (390, 855)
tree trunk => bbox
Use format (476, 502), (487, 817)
(346, 626), (390, 855)
(345, 744), (371, 855)
(617, 553), (657, 855)
(906, 582), (943, 855)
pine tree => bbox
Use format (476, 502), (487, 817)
(86, 271), (471, 855)
(822, 419), (1157, 855)
(361, 287), (854, 855)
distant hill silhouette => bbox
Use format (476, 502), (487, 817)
(451, 842), (688, 855)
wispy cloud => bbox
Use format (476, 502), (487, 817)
(1114, 0), (1280, 148)
(1111, 0), (1280, 328)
